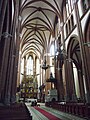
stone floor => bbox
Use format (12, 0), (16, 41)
(25, 103), (87, 120)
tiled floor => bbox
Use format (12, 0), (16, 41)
(25, 103), (87, 120)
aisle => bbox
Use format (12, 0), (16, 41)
(34, 106), (61, 120)
(26, 103), (86, 120)
(26, 103), (49, 120)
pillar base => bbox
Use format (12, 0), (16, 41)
(65, 93), (77, 102)
(4, 94), (10, 106)
(72, 93), (77, 102)
(85, 92), (90, 104)
(0, 103), (5, 106)
(59, 95), (64, 101)
(65, 94), (70, 102)
(11, 95), (16, 103)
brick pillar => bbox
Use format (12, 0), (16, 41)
(0, 0), (3, 13)
(56, 57), (65, 101)
(0, 1), (12, 104)
(64, 60), (71, 102)
(0, 0), (8, 42)
(74, 2), (90, 103)
(45, 55), (51, 96)
(78, 70), (85, 101)
(60, 21), (71, 102)
(67, 61), (77, 101)
(3, 0), (20, 105)
(10, 0), (21, 103)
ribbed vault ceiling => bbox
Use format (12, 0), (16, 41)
(20, 0), (63, 58)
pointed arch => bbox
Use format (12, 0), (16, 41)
(67, 36), (85, 101)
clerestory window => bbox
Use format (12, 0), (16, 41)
(82, 0), (89, 11)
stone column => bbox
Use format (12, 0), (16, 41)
(10, 0), (20, 103)
(0, 0), (8, 42)
(45, 55), (51, 95)
(67, 61), (77, 101)
(64, 60), (71, 102)
(56, 56), (65, 101)
(74, 2), (90, 103)
(60, 21), (70, 102)
(0, 0), (3, 13)
(3, 0), (20, 105)
(0, 0), (7, 99)
(23, 56), (27, 101)
(0, 1), (12, 104)
(78, 70), (85, 101)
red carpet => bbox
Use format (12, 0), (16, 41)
(34, 106), (61, 120)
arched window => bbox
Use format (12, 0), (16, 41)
(66, 23), (68, 36)
(68, 20), (71, 33)
(50, 44), (54, 57)
(71, 15), (74, 29)
(83, 0), (87, 10)
(50, 44), (55, 76)
(63, 6), (67, 22)
(58, 35), (61, 46)
(82, 0), (89, 11)
(27, 56), (33, 75)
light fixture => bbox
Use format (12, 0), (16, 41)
(56, 48), (74, 64)
(41, 56), (49, 70)
(55, 48), (67, 61)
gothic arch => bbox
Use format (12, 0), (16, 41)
(66, 36), (85, 101)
